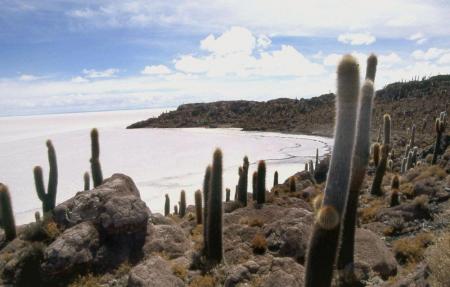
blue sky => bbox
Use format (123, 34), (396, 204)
(1, 0), (449, 116)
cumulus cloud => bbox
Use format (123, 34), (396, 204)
(141, 65), (171, 75)
(174, 27), (324, 77)
(18, 74), (41, 81)
(411, 48), (449, 61)
(337, 32), (376, 45)
(409, 32), (427, 44)
(82, 68), (119, 78)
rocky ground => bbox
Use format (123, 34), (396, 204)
(0, 131), (449, 286)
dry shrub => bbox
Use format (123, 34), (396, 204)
(189, 275), (216, 287)
(399, 182), (414, 198)
(251, 233), (267, 254)
(426, 232), (450, 287)
(393, 232), (433, 264)
(248, 218), (264, 227)
(191, 224), (203, 251)
(359, 198), (385, 223)
(414, 165), (446, 181)
(68, 273), (100, 287)
(172, 263), (187, 281)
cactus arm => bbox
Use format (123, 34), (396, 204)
(46, 140), (58, 210)
(33, 166), (46, 202)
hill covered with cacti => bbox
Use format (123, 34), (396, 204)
(128, 75), (450, 140)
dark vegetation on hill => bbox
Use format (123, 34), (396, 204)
(0, 59), (449, 287)
(128, 75), (450, 139)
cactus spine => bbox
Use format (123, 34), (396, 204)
(179, 190), (186, 218)
(164, 194), (170, 216)
(371, 114), (391, 196)
(206, 149), (223, 266)
(0, 184), (16, 241)
(202, 165), (211, 256)
(273, 171), (278, 187)
(305, 55), (360, 287)
(337, 68), (376, 281)
(256, 161), (266, 204)
(390, 175), (400, 207)
(33, 140), (58, 214)
(90, 128), (103, 187)
(195, 190), (202, 224)
(83, 171), (90, 191)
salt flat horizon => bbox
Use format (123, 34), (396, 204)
(0, 108), (333, 225)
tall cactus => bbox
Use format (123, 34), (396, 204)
(206, 149), (223, 266)
(202, 165), (212, 256)
(273, 171), (279, 187)
(242, 156), (249, 204)
(256, 160), (266, 204)
(225, 188), (230, 202)
(305, 55), (360, 287)
(373, 143), (380, 167)
(371, 114), (391, 196)
(33, 140), (58, 214)
(315, 148), (319, 166)
(337, 78), (376, 280)
(432, 118), (445, 164)
(179, 190), (186, 218)
(164, 194), (170, 216)
(90, 128), (103, 187)
(252, 171), (257, 201)
(237, 166), (246, 206)
(83, 171), (90, 191)
(0, 184), (16, 241)
(195, 190), (202, 224)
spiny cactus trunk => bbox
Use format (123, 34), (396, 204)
(206, 149), (223, 266)
(83, 172), (90, 191)
(179, 190), (186, 218)
(305, 55), (360, 287)
(256, 161), (266, 205)
(237, 166), (247, 206)
(202, 165), (211, 256)
(337, 78), (375, 281)
(195, 190), (202, 224)
(0, 184), (16, 241)
(164, 194), (170, 216)
(371, 145), (388, 196)
(90, 128), (104, 187)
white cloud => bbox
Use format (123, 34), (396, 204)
(18, 74), (40, 81)
(437, 53), (450, 65)
(175, 27), (324, 77)
(409, 32), (427, 44)
(82, 68), (119, 78)
(411, 48), (449, 61)
(141, 65), (171, 75)
(338, 32), (376, 45)
(70, 76), (88, 83)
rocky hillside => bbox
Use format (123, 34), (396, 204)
(128, 75), (450, 139)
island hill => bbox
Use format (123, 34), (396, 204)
(128, 75), (450, 140)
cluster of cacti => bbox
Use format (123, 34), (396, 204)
(370, 114), (391, 196)
(273, 171), (278, 187)
(256, 161), (266, 204)
(33, 140), (58, 214)
(164, 194), (170, 216)
(390, 175), (400, 207)
(432, 112), (447, 164)
(204, 149), (223, 266)
(194, 190), (202, 224)
(90, 128), (103, 187)
(179, 190), (186, 218)
(0, 184), (16, 241)
(305, 54), (375, 286)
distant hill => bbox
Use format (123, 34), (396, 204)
(128, 75), (450, 138)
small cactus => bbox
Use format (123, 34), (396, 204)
(195, 190), (202, 224)
(164, 194), (170, 216)
(273, 171), (279, 187)
(390, 175), (400, 207)
(289, 177), (296, 192)
(383, 114), (391, 146)
(83, 171), (90, 191)
(432, 117), (445, 164)
(174, 205), (178, 215)
(0, 183), (16, 241)
(371, 144), (389, 196)
(225, 188), (230, 202)
(256, 161), (266, 204)
(35, 211), (41, 223)
(33, 140), (58, 214)
(90, 128), (103, 187)
(206, 149), (223, 266)
(179, 190), (186, 218)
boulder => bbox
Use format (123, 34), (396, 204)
(143, 223), (190, 259)
(127, 256), (184, 287)
(260, 257), (305, 287)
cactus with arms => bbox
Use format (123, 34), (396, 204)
(90, 128), (103, 187)
(33, 140), (58, 214)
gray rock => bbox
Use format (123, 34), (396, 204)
(127, 256), (184, 287)
(42, 222), (99, 276)
(224, 265), (250, 287)
(261, 257), (305, 287)
(143, 224), (189, 259)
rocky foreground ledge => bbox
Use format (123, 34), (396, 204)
(0, 165), (448, 287)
